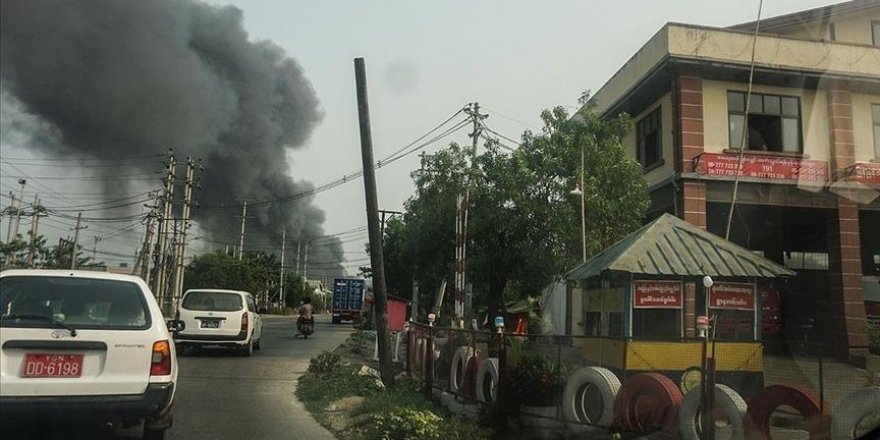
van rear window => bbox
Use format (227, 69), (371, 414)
(182, 291), (243, 311)
(0, 276), (150, 330)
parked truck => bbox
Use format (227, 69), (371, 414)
(331, 277), (365, 324)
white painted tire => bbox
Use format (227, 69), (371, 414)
(561, 366), (620, 432)
(475, 358), (499, 403)
(412, 338), (425, 374)
(830, 386), (880, 440)
(448, 346), (474, 393)
(678, 383), (747, 440)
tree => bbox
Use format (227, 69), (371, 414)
(386, 99), (649, 325)
(184, 250), (313, 309)
(1, 233), (94, 269)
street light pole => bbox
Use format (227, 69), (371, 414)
(579, 145), (586, 262)
(570, 145), (587, 262)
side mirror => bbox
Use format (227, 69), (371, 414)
(167, 319), (185, 333)
(258, 308), (268, 315)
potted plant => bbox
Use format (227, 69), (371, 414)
(502, 353), (566, 432)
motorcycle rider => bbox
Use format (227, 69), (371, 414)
(297, 297), (314, 335)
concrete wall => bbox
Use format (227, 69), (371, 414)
(622, 93), (675, 188)
(777, 11), (880, 45)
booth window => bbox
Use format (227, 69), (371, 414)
(728, 91), (801, 153)
(636, 107), (662, 169)
(632, 309), (681, 338)
(711, 309), (754, 340)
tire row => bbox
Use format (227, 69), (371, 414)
(430, 344), (880, 439)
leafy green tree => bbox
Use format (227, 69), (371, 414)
(184, 250), (313, 310)
(1, 233), (93, 269)
(386, 99), (649, 324)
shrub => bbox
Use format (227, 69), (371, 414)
(368, 408), (444, 440)
(501, 353), (566, 407)
(308, 351), (342, 379)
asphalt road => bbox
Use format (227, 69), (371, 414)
(4, 314), (352, 440)
(163, 314), (350, 440)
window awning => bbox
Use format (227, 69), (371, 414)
(566, 213), (795, 280)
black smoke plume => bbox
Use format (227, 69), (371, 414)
(0, 0), (344, 276)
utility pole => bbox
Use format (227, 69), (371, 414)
(237, 201), (248, 261)
(91, 235), (102, 261)
(296, 241), (301, 274)
(11, 179), (27, 245)
(303, 242), (310, 281)
(279, 228), (286, 308)
(5, 192), (16, 244)
(136, 191), (159, 285)
(378, 210), (403, 240)
(354, 57), (394, 386)
(70, 212), (86, 269)
(27, 197), (45, 268)
(155, 151), (176, 306)
(454, 102), (487, 327)
(172, 157), (199, 313)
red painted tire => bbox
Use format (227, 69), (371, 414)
(745, 385), (828, 440)
(613, 373), (684, 434)
(459, 354), (483, 399)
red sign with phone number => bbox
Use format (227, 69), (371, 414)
(696, 153), (828, 183)
(633, 280), (682, 309)
(851, 162), (880, 186)
(710, 282), (755, 311)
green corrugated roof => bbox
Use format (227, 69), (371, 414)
(566, 213), (795, 280)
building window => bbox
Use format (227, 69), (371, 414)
(873, 104), (880, 158)
(873, 21), (880, 46)
(636, 107), (662, 169)
(728, 91), (802, 153)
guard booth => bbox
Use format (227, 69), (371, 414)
(566, 213), (795, 398)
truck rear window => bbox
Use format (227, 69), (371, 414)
(0, 276), (151, 330)
(182, 291), (243, 312)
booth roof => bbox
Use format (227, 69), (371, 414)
(566, 214), (795, 280)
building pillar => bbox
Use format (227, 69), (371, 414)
(673, 71), (707, 229)
(826, 82), (867, 361)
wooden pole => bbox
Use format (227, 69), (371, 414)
(354, 57), (394, 387)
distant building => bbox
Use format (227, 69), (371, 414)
(586, 0), (879, 359)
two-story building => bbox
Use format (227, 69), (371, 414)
(588, 0), (880, 359)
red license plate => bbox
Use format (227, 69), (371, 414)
(22, 353), (84, 378)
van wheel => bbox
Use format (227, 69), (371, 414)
(240, 341), (254, 357)
(254, 339), (261, 350)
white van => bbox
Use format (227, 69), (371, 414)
(174, 289), (263, 356)
(0, 270), (179, 439)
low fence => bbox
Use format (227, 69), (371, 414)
(405, 323), (880, 439)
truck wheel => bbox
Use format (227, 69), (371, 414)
(239, 340), (254, 357)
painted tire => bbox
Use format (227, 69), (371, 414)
(678, 383), (748, 440)
(412, 338), (425, 374)
(459, 354), (483, 399)
(475, 358), (499, 403)
(614, 373), (684, 434)
(745, 385), (827, 440)
(830, 387), (880, 440)
(448, 346), (474, 393)
(561, 366), (620, 433)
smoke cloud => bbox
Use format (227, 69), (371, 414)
(0, 0), (344, 275)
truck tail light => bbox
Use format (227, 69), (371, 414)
(241, 312), (248, 333)
(150, 340), (172, 376)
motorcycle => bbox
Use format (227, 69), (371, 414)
(297, 317), (314, 339)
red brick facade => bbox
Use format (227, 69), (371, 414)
(825, 82), (867, 358)
(673, 72), (707, 229)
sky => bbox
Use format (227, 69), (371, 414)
(0, 0), (839, 273)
